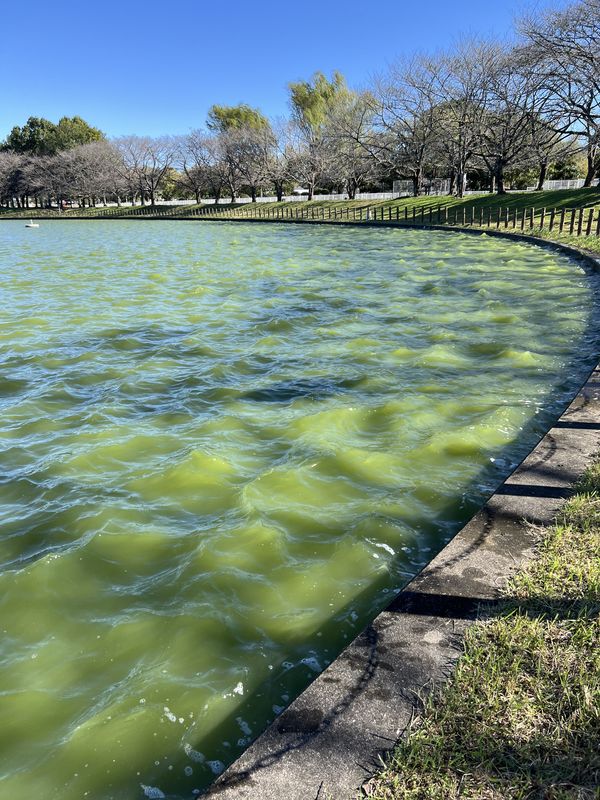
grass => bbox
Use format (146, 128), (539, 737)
(1, 187), (599, 218)
(361, 462), (600, 800)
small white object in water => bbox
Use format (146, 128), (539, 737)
(233, 681), (244, 695)
(208, 760), (225, 775)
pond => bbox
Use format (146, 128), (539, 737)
(0, 220), (596, 799)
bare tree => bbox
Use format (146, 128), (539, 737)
(265, 119), (294, 201)
(472, 45), (546, 193)
(366, 58), (440, 196)
(113, 136), (176, 205)
(0, 151), (27, 207)
(520, 0), (600, 186)
(325, 93), (381, 198)
(224, 125), (274, 202)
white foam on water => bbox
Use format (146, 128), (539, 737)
(140, 785), (165, 799)
(233, 681), (244, 695)
(183, 743), (205, 763)
(236, 716), (252, 736)
(300, 656), (321, 672)
(163, 706), (177, 723)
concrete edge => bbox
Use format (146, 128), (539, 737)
(199, 229), (600, 800)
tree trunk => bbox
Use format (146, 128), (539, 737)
(536, 160), (548, 192)
(448, 172), (456, 196)
(150, 191), (155, 207)
(275, 183), (283, 202)
(251, 187), (257, 202)
(495, 162), (506, 195)
(583, 153), (597, 187)
(489, 172), (495, 193)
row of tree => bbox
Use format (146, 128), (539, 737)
(0, 0), (597, 208)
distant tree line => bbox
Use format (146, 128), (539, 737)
(0, 0), (597, 209)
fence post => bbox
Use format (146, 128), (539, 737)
(596, 210), (600, 237)
(396, 206), (400, 221)
(539, 207), (546, 229)
(529, 207), (535, 229)
(520, 208), (526, 230)
(585, 208), (594, 236)
(569, 208), (576, 234)
(559, 208), (566, 232)
(420, 207), (425, 225)
(549, 208), (555, 231)
(577, 208), (584, 236)
(496, 208), (501, 228)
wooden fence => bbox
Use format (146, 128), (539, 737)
(193, 202), (600, 237)
(2, 202), (599, 236)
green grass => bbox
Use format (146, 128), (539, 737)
(361, 463), (600, 800)
(231, 187), (600, 215)
(1, 187), (599, 218)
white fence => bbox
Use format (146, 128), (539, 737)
(197, 191), (398, 205)
(525, 178), (599, 191)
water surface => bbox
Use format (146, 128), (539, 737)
(0, 221), (596, 799)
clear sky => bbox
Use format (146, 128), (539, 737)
(1, 0), (552, 141)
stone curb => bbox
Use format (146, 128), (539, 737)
(202, 230), (600, 800)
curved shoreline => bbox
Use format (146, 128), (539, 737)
(3, 218), (598, 798)
(199, 225), (600, 800)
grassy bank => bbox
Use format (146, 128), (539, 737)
(1, 187), (599, 218)
(362, 463), (600, 800)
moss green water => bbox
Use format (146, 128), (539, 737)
(0, 221), (597, 799)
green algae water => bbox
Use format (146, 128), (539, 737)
(0, 220), (597, 799)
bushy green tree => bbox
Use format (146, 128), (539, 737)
(2, 115), (103, 156)
(207, 104), (269, 133)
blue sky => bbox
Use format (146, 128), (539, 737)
(1, 0), (550, 141)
